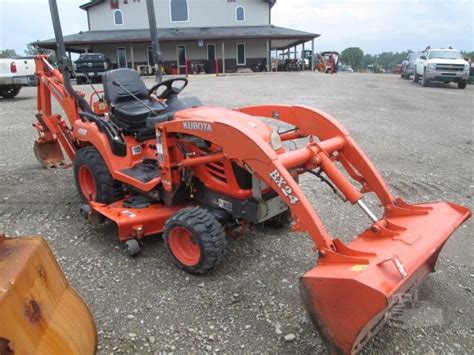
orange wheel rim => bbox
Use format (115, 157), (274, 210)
(78, 165), (97, 201)
(168, 227), (201, 266)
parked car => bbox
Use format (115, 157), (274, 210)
(392, 64), (402, 74)
(74, 53), (111, 84)
(400, 52), (421, 79)
(413, 48), (470, 88)
(338, 64), (354, 72)
(0, 57), (36, 98)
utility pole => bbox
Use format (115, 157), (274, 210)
(146, 0), (162, 83)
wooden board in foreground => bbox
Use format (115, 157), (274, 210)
(0, 234), (97, 354)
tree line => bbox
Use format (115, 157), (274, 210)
(340, 47), (474, 71)
(0, 44), (56, 63)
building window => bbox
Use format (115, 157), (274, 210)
(236, 43), (246, 65)
(113, 9), (124, 26)
(170, 0), (189, 22)
(235, 6), (245, 22)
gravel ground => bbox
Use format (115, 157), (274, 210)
(0, 72), (473, 354)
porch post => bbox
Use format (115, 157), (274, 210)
(130, 45), (135, 70)
(266, 40), (270, 72)
(221, 42), (226, 74)
(311, 38), (315, 71)
(302, 42), (305, 70)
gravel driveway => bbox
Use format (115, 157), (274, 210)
(0, 72), (472, 354)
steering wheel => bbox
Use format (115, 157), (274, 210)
(149, 78), (188, 100)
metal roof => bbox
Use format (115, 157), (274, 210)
(35, 25), (319, 50)
(80, 0), (277, 10)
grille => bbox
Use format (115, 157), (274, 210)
(435, 64), (464, 72)
(206, 162), (227, 183)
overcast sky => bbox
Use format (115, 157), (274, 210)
(0, 0), (473, 56)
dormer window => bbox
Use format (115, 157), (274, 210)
(113, 9), (124, 26)
(170, 0), (189, 22)
(235, 6), (245, 22)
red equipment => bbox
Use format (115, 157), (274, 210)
(32, 0), (471, 352)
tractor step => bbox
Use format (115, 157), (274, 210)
(121, 160), (160, 183)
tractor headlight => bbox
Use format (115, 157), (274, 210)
(270, 129), (283, 151)
(427, 63), (436, 70)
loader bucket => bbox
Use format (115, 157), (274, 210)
(300, 201), (470, 354)
(33, 140), (65, 168)
(0, 234), (97, 354)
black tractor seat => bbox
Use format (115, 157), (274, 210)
(103, 69), (165, 133)
(103, 69), (204, 137)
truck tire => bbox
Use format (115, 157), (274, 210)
(458, 81), (467, 89)
(164, 207), (226, 274)
(73, 147), (123, 204)
(413, 66), (420, 83)
(421, 69), (430, 87)
(0, 86), (21, 99)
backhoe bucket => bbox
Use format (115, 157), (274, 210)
(33, 139), (65, 168)
(300, 200), (470, 354)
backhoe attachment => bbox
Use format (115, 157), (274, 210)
(158, 105), (470, 353)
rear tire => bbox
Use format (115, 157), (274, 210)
(164, 207), (226, 274)
(458, 81), (467, 89)
(0, 87), (21, 99)
(73, 147), (123, 204)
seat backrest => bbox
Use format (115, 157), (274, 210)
(103, 68), (149, 107)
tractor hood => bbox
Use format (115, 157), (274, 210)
(174, 106), (274, 146)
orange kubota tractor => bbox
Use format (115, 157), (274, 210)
(32, 0), (471, 353)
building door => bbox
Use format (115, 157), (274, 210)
(117, 47), (128, 68)
(236, 43), (246, 66)
(207, 44), (216, 73)
(177, 45), (186, 74)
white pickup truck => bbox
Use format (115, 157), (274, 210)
(413, 48), (470, 89)
(0, 57), (37, 98)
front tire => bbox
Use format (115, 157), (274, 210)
(413, 67), (420, 83)
(73, 147), (123, 203)
(164, 207), (226, 274)
(458, 81), (467, 89)
(421, 69), (430, 87)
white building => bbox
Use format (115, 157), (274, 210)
(37, 0), (319, 73)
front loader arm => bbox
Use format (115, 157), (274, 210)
(238, 105), (396, 206)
